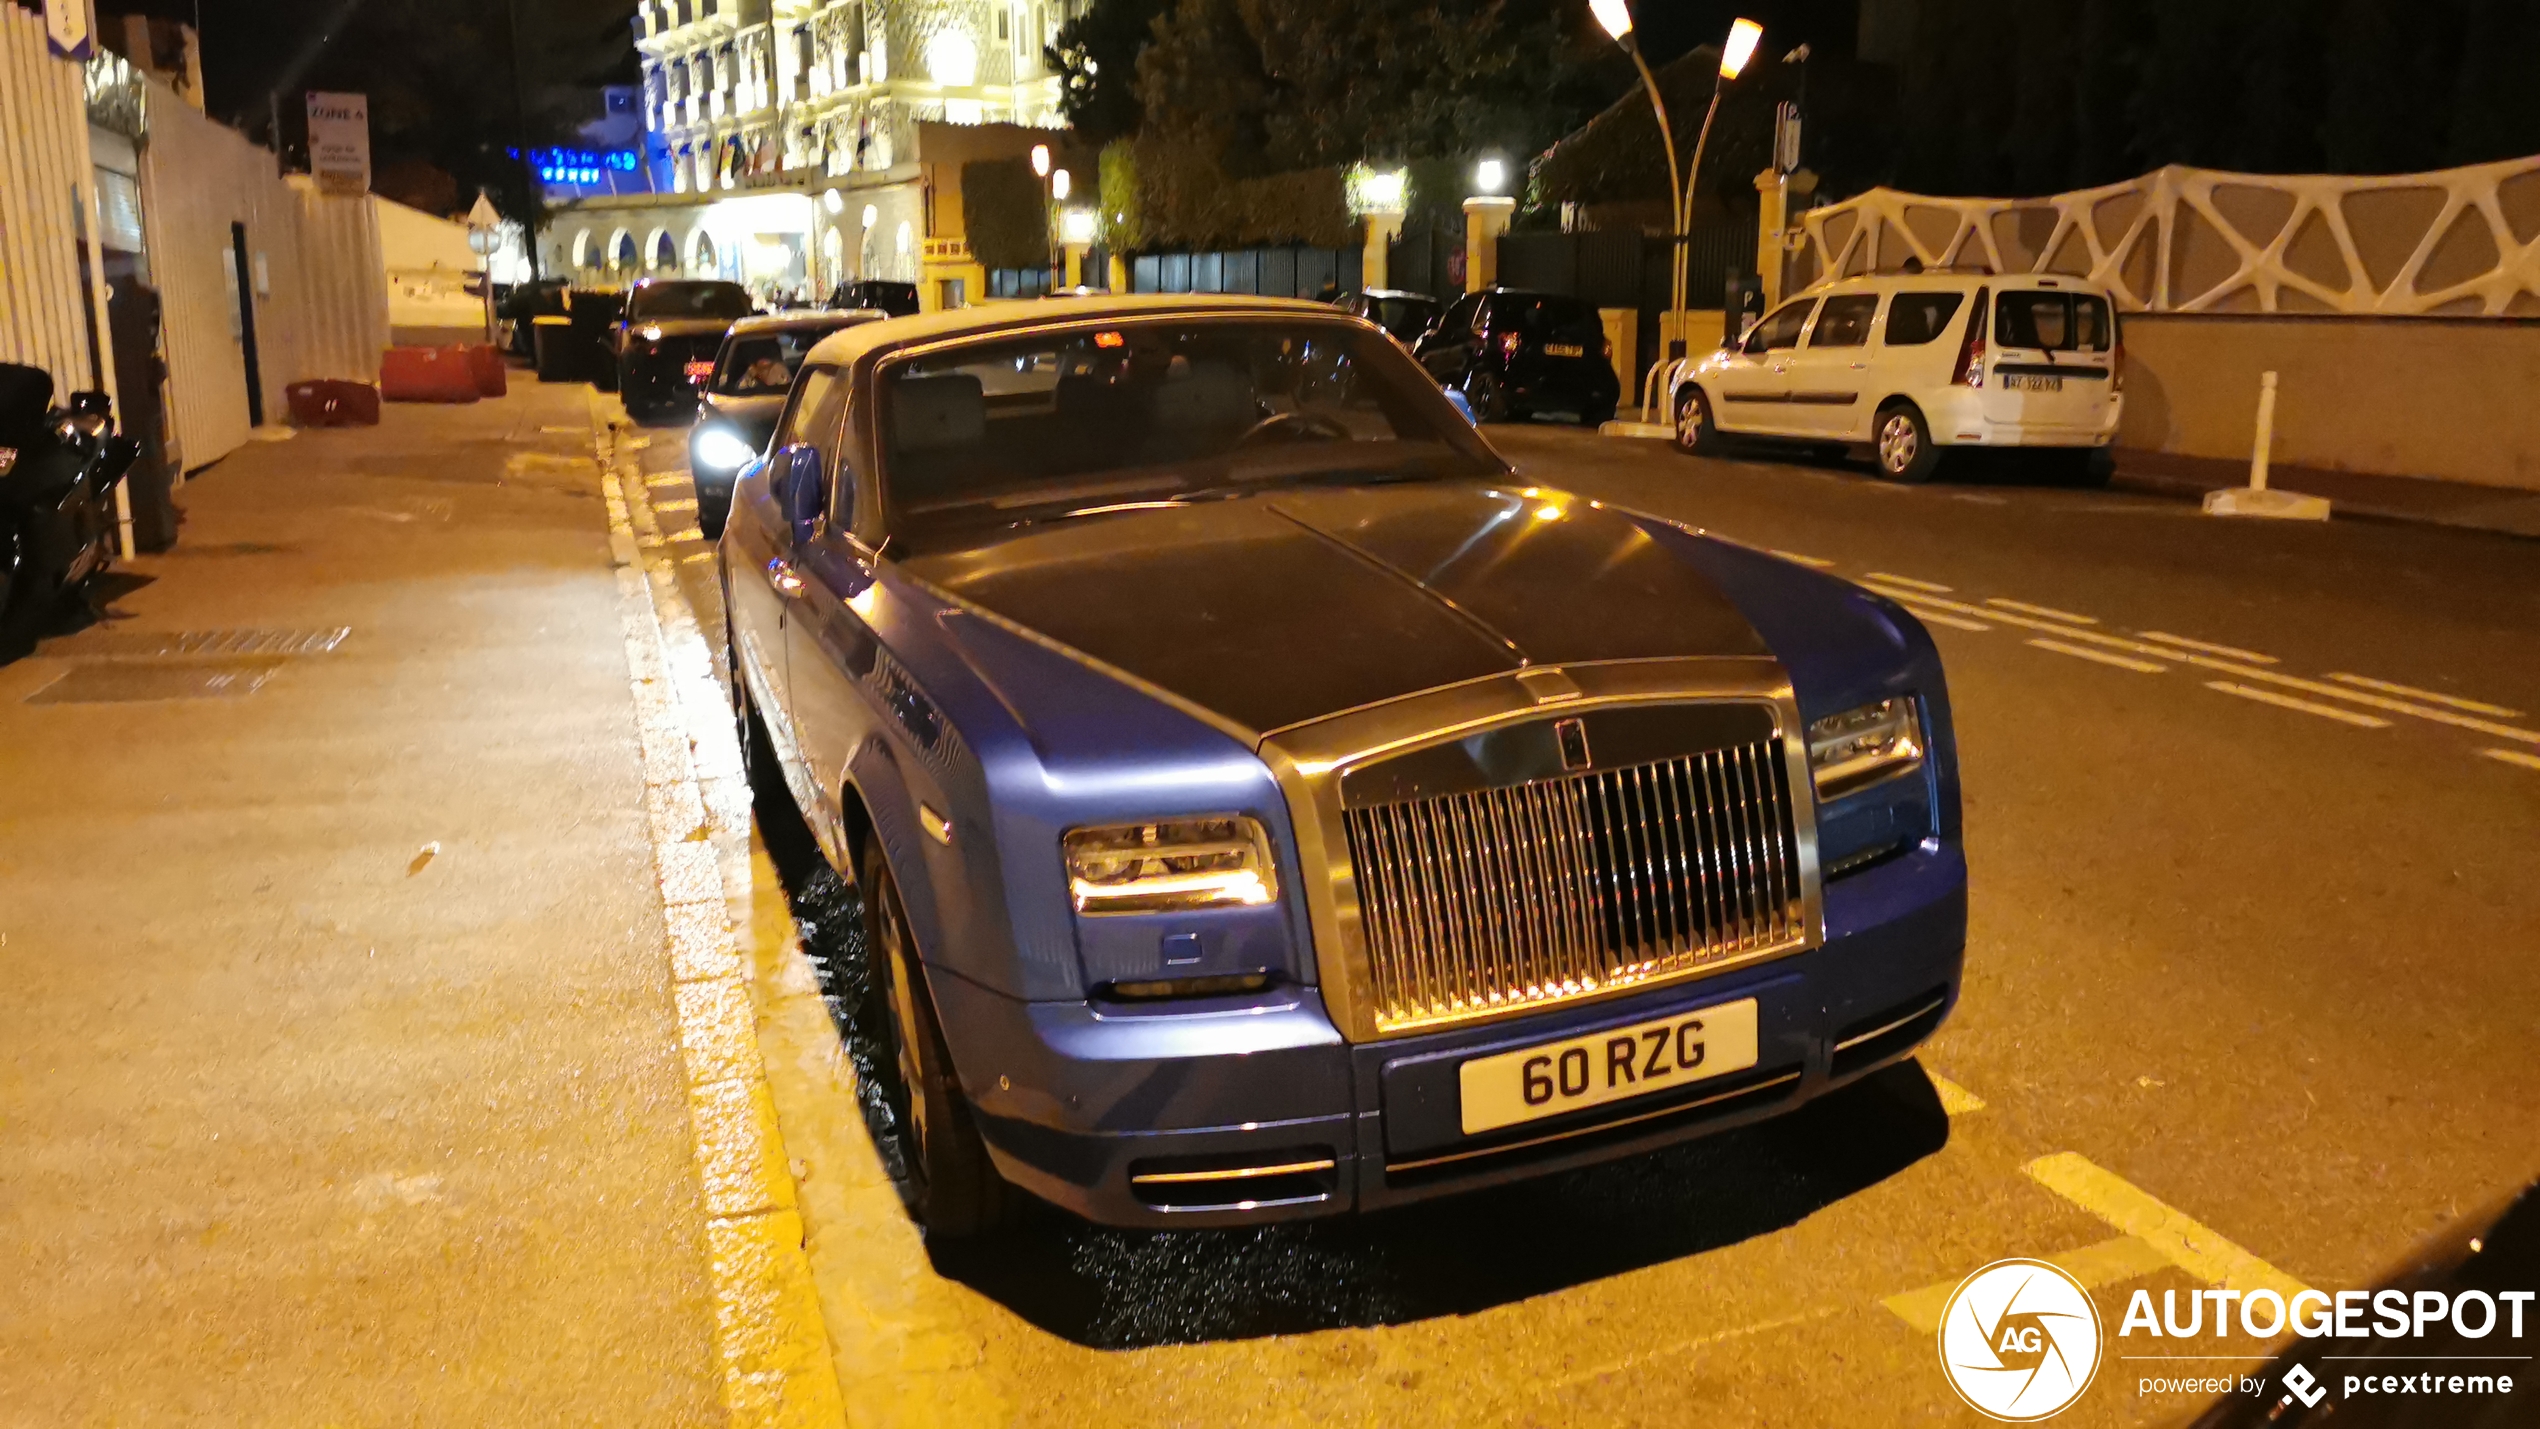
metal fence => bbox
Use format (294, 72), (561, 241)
(0, 6), (113, 400)
(1126, 245), (1365, 300)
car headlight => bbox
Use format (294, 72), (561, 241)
(691, 425), (758, 472)
(1064, 816), (1278, 915)
(639, 324), (664, 341)
(1807, 697), (1924, 800)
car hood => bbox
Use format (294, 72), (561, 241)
(701, 393), (785, 444)
(898, 480), (1769, 737)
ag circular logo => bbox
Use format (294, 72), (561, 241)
(1938, 1258), (2103, 1421)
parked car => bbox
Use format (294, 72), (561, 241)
(688, 309), (888, 538)
(1413, 287), (1620, 425)
(1664, 271), (2124, 483)
(1336, 288), (1441, 346)
(721, 293), (1964, 1237)
(615, 279), (757, 423)
(829, 279), (921, 317)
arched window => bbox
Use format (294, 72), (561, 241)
(690, 230), (717, 276)
(651, 229), (677, 271)
(571, 230), (594, 270)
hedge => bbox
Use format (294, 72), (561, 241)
(1100, 136), (1352, 252)
(961, 157), (1051, 272)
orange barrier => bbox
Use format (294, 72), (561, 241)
(462, 343), (507, 398)
(379, 345), (480, 403)
(285, 379), (381, 427)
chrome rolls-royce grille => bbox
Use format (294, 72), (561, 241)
(1342, 737), (1806, 1033)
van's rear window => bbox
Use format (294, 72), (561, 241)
(1996, 291), (2114, 352)
(1883, 293), (1965, 346)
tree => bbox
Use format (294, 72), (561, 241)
(1048, 0), (1170, 147)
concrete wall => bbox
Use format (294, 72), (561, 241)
(2118, 315), (2540, 492)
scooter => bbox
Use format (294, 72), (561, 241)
(0, 362), (140, 658)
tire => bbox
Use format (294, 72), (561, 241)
(861, 837), (1016, 1238)
(0, 539), (45, 663)
(1873, 403), (1943, 483)
(696, 491), (729, 541)
(1673, 385), (1725, 456)
(1460, 368), (1506, 423)
(726, 605), (768, 796)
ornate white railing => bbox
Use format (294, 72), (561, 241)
(1793, 156), (2540, 317)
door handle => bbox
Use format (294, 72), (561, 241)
(1849, 361), (1870, 370)
(767, 557), (805, 597)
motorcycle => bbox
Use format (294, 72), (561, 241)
(0, 362), (140, 658)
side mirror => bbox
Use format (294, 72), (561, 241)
(69, 390), (111, 418)
(776, 444), (826, 539)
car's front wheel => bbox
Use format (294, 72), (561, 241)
(1674, 385), (1724, 456)
(1874, 403), (1943, 483)
(861, 837), (1016, 1239)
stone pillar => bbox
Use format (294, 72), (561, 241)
(1755, 168), (1789, 310)
(1362, 211), (1403, 292)
(1599, 307), (1638, 413)
(1462, 196), (1514, 294)
(1107, 252), (1130, 293)
(1062, 241), (1091, 289)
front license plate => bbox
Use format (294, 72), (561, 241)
(684, 360), (715, 380)
(1458, 998), (1759, 1135)
(1542, 342), (1585, 358)
(2003, 374), (2063, 392)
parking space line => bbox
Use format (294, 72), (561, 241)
(1770, 549), (1836, 568)
(1866, 572), (1952, 593)
(1884, 1235), (2171, 1334)
(2135, 631), (2278, 665)
(2326, 673), (2521, 718)
(1912, 609), (1994, 632)
(2024, 1152), (2314, 1301)
(1928, 1073), (1986, 1116)
(2029, 637), (2167, 674)
(1988, 598), (2097, 625)
(2206, 681), (2392, 728)
(2482, 748), (2540, 771)
(1865, 585), (2184, 659)
(2186, 658), (2540, 744)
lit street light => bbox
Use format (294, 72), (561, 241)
(1593, 1), (1762, 417)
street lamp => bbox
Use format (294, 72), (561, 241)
(1593, 2), (1761, 415)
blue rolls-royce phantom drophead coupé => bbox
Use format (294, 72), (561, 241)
(720, 295), (1966, 1236)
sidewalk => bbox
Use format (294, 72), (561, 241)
(2112, 449), (2540, 538)
(0, 384), (752, 1423)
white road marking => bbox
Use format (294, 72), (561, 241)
(2025, 1152), (2314, 1301)
(2206, 681), (2392, 728)
(1769, 549), (1836, 567)
(1905, 607), (1993, 632)
(1865, 572), (1952, 593)
(1987, 598), (2097, 625)
(2326, 673), (2521, 718)
(1884, 1235), (2170, 1334)
(1864, 584), (2182, 658)
(2482, 748), (2540, 771)
(2136, 631), (2278, 665)
(1929, 1074), (1986, 1116)
(2187, 658), (2540, 744)
(2027, 637), (2168, 673)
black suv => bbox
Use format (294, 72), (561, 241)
(827, 280), (920, 317)
(1413, 288), (1620, 425)
(615, 280), (756, 423)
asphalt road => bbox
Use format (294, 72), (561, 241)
(623, 410), (2540, 1427)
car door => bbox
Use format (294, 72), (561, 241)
(778, 363), (889, 872)
(1711, 297), (1815, 434)
(1782, 292), (1880, 437)
(1416, 293), (1486, 383)
(1984, 287), (2118, 434)
(729, 364), (847, 808)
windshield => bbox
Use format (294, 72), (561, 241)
(878, 320), (1499, 544)
(714, 329), (847, 395)
(627, 281), (753, 321)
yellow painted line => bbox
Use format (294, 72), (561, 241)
(2184, 657), (2540, 744)
(1545, 1304), (1847, 1391)
(2205, 681), (2391, 728)
(1769, 549), (1836, 568)
(2028, 637), (2167, 673)
(2325, 673), (2520, 718)
(1987, 597), (2097, 625)
(2024, 1152), (2314, 1301)
(655, 497), (700, 511)
(1907, 607), (1993, 632)
(2136, 631), (2278, 664)
(1929, 1073), (1986, 1116)
(596, 422), (845, 1429)
(1885, 1235), (2171, 1334)
(683, 550), (719, 564)
(2482, 747), (2540, 772)
(1866, 571), (1952, 593)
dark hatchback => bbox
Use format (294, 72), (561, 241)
(616, 279), (757, 422)
(1338, 288), (1441, 345)
(1414, 287), (1620, 425)
(688, 309), (886, 537)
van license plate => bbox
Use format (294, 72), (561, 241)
(1458, 997), (1759, 1135)
(2003, 374), (2063, 392)
(1543, 342), (1585, 358)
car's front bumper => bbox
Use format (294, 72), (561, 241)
(942, 839), (1966, 1228)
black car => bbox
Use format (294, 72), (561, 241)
(1413, 287), (1621, 425)
(615, 279), (757, 423)
(1337, 288), (1441, 345)
(687, 309), (886, 538)
(828, 279), (920, 317)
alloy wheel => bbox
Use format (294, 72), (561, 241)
(875, 880), (933, 1163)
(1879, 413), (1919, 475)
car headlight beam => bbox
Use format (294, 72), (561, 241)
(1064, 816), (1277, 915)
(1807, 697), (1924, 800)
(691, 425), (758, 472)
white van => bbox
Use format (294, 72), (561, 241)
(1664, 272), (2124, 482)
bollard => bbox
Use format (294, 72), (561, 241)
(2249, 370), (2278, 492)
(2204, 369), (2328, 519)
